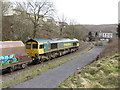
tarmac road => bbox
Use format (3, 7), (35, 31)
(10, 46), (104, 88)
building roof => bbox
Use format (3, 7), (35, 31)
(98, 31), (113, 33)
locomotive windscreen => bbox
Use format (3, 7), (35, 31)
(26, 44), (31, 49)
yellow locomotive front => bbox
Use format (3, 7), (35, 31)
(25, 40), (45, 59)
(25, 41), (38, 57)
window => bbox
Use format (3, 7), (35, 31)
(110, 33), (112, 38)
(106, 33), (108, 37)
(32, 44), (38, 49)
(103, 33), (105, 37)
(40, 44), (44, 49)
(26, 44), (31, 49)
(51, 43), (57, 49)
(73, 42), (77, 46)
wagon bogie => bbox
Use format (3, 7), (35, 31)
(7, 66), (14, 73)
(21, 63), (27, 69)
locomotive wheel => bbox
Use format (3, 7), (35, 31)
(7, 67), (14, 73)
(51, 53), (55, 59)
(59, 52), (63, 56)
(36, 59), (41, 64)
(32, 59), (40, 64)
(14, 65), (18, 70)
(47, 55), (52, 60)
(21, 63), (27, 69)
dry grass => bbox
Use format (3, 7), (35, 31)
(57, 38), (120, 88)
(57, 53), (120, 88)
(92, 41), (103, 46)
(99, 38), (118, 59)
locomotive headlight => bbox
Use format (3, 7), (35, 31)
(32, 58), (35, 60)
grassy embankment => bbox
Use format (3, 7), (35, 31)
(1, 42), (92, 88)
(57, 53), (120, 88)
(57, 38), (119, 88)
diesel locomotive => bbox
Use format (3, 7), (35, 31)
(25, 38), (80, 64)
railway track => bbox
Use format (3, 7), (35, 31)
(1, 42), (92, 84)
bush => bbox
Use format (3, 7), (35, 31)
(99, 38), (118, 59)
(93, 41), (103, 46)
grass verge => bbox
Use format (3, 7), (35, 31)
(57, 53), (120, 88)
(92, 41), (103, 46)
(1, 46), (93, 88)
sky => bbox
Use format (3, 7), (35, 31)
(8, 0), (120, 25)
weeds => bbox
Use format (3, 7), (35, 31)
(57, 53), (120, 88)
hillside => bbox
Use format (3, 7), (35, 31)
(57, 38), (119, 88)
(83, 24), (117, 33)
(57, 53), (120, 88)
(2, 16), (88, 41)
(2, 15), (118, 41)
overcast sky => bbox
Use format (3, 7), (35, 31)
(9, 0), (119, 25)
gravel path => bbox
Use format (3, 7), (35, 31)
(11, 46), (104, 88)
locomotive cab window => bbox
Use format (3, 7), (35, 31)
(26, 44), (31, 49)
(73, 42), (77, 46)
(32, 44), (38, 49)
(51, 43), (58, 49)
(39, 44), (44, 49)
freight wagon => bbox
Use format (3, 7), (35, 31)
(25, 38), (80, 64)
(0, 41), (31, 72)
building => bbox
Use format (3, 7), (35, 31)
(98, 31), (113, 40)
(55, 21), (68, 27)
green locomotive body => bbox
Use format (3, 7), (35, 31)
(25, 38), (80, 63)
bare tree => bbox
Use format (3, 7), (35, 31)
(64, 19), (87, 40)
(12, 10), (34, 42)
(1, 1), (12, 16)
(69, 19), (77, 35)
(1, 1), (14, 41)
(57, 14), (67, 36)
(15, 0), (55, 39)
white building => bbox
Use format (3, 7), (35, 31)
(99, 31), (113, 39)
